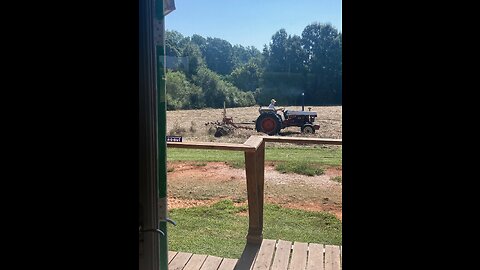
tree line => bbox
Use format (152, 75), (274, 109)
(165, 22), (341, 110)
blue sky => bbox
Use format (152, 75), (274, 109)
(166, 0), (342, 50)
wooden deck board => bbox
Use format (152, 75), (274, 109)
(271, 240), (292, 270)
(289, 242), (308, 270)
(339, 246), (342, 268)
(184, 254), (208, 270)
(252, 239), (277, 270)
(324, 245), (341, 270)
(168, 239), (341, 270)
(306, 243), (324, 270)
(200, 255), (223, 270)
(169, 252), (193, 270)
(169, 251), (178, 264)
(218, 258), (238, 270)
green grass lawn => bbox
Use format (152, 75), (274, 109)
(275, 162), (325, 176)
(167, 145), (342, 175)
(168, 200), (342, 259)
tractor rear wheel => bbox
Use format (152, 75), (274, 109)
(256, 113), (282, 135)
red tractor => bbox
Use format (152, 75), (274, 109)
(255, 107), (320, 135)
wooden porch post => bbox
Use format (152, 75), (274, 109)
(256, 141), (265, 235)
(244, 138), (265, 244)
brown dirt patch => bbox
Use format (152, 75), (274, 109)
(168, 197), (218, 209)
(167, 161), (342, 220)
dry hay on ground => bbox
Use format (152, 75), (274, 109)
(167, 106), (342, 143)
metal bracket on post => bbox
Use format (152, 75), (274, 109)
(139, 217), (175, 239)
(140, 226), (166, 236)
(160, 218), (177, 226)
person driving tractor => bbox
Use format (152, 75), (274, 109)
(268, 99), (284, 111)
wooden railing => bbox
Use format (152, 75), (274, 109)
(167, 135), (342, 244)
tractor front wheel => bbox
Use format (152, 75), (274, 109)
(301, 124), (315, 134)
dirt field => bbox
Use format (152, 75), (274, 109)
(166, 106), (342, 219)
(167, 161), (342, 220)
(167, 106), (342, 144)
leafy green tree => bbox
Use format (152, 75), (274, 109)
(204, 37), (234, 75)
(164, 21), (342, 109)
(301, 23), (342, 104)
(286, 35), (307, 74)
(181, 43), (205, 76)
(165, 30), (186, 56)
(265, 30), (308, 75)
(232, 45), (262, 68)
(259, 29), (309, 105)
(191, 34), (207, 55)
(166, 71), (205, 110)
(302, 23), (341, 73)
(193, 67), (255, 108)
(229, 61), (262, 92)
(267, 29), (288, 72)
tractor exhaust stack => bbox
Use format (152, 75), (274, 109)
(302, 92), (305, 111)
